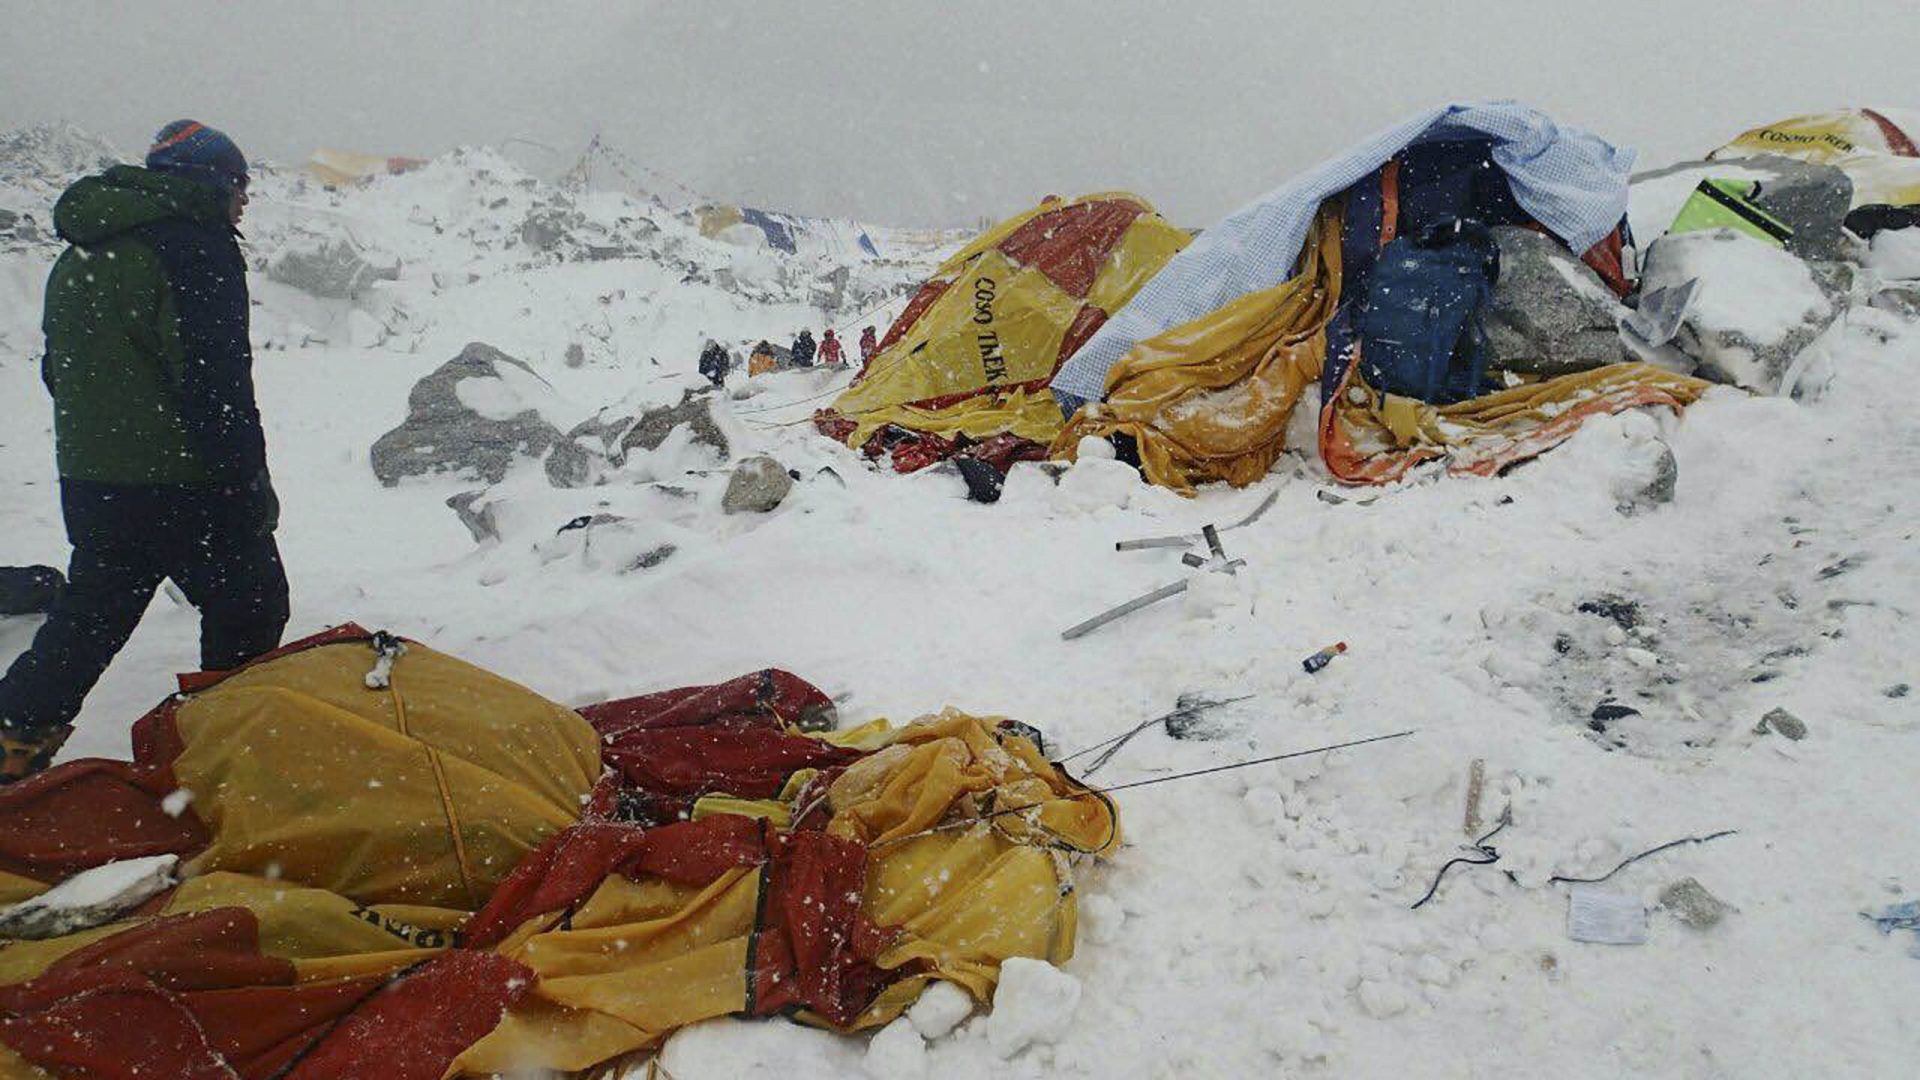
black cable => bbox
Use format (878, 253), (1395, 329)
(1547, 830), (1737, 885)
(1411, 812), (1512, 910)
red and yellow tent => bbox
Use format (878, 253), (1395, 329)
(816, 192), (1189, 472)
(0, 629), (1118, 1079)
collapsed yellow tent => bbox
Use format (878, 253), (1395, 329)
(0, 629), (1119, 1079)
(1054, 171), (1711, 493)
(815, 192), (1189, 467)
(1709, 108), (1920, 207)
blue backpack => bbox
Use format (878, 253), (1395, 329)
(1359, 219), (1500, 405)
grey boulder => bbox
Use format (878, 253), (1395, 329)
(723, 455), (794, 514)
(371, 343), (561, 486)
(1486, 226), (1630, 377)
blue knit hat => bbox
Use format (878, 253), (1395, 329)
(145, 120), (249, 194)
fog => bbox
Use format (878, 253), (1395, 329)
(4, 1), (1914, 226)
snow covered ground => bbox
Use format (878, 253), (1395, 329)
(1, 127), (1916, 1078)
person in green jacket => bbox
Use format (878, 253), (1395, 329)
(0, 120), (289, 783)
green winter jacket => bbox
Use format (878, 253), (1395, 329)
(41, 165), (266, 485)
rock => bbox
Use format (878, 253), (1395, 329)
(1578, 595), (1642, 630)
(266, 236), (399, 299)
(906, 981), (975, 1041)
(1888, 683), (1911, 699)
(1485, 226), (1630, 376)
(445, 490), (498, 543)
(1739, 155), (1855, 260)
(621, 392), (731, 460)
(370, 342), (561, 486)
(564, 342), (586, 368)
(1589, 701), (1641, 732)
(1640, 229), (1843, 393)
(1659, 877), (1732, 930)
(543, 391), (732, 489)
(1754, 706), (1807, 740)
(986, 958), (1081, 1058)
(723, 455), (794, 514)
(1613, 438), (1678, 513)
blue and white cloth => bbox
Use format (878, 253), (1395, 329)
(1051, 102), (1635, 410)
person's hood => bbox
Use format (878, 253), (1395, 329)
(54, 165), (229, 246)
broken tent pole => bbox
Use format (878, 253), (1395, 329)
(1114, 489), (1279, 551)
(1064, 525), (1243, 640)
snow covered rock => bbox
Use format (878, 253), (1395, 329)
(547, 390), (735, 489)
(986, 958), (1081, 1059)
(723, 455), (794, 514)
(906, 980), (975, 1040)
(370, 342), (562, 485)
(0, 855), (177, 940)
(1486, 225), (1628, 376)
(1639, 230), (1840, 392)
(265, 236), (399, 299)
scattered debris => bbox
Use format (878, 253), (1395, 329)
(1302, 642), (1348, 674)
(1064, 526), (1244, 640)
(1463, 758), (1487, 837)
(1412, 806), (1511, 910)
(1567, 884), (1649, 945)
(1112, 490), (1278, 551)
(1817, 555), (1864, 580)
(1754, 706), (1808, 741)
(1659, 877), (1732, 930)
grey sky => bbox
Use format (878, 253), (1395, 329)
(4, 1), (1914, 226)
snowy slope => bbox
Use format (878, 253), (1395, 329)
(2, 127), (1917, 1079)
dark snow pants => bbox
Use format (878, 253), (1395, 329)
(0, 479), (289, 735)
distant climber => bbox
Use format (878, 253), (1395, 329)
(791, 329), (817, 369)
(698, 338), (730, 386)
(859, 325), (879, 367)
(819, 328), (844, 368)
(0, 120), (289, 784)
(749, 340), (779, 377)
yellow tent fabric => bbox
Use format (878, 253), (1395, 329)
(1709, 109), (1920, 207)
(306, 148), (415, 188)
(1052, 201), (1714, 492)
(822, 192), (1189, 454)
(1050, 203), (1344, 493)
(1, 641), (1119, 1079)
(454, 710), (1118, 1075)
(167, 639), (603, 910)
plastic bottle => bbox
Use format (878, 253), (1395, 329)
(1302, 641), (1348, 674)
